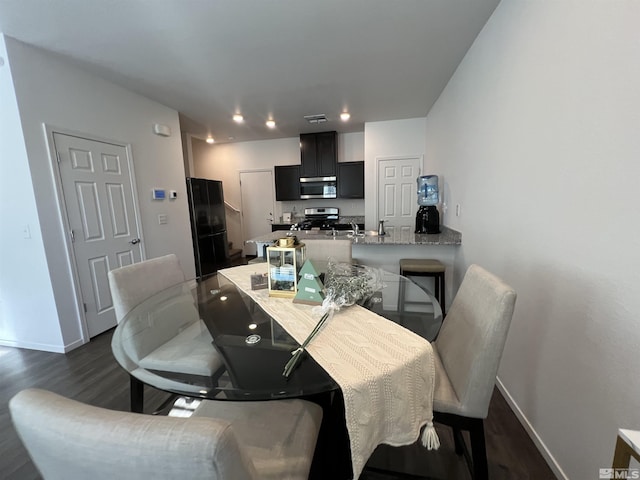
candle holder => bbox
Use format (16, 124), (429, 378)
(267, 242), (306, 298)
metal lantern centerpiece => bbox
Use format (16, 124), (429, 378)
(267, 237), (306, 298)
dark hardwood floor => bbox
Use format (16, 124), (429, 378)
(0, 269), (555, 479)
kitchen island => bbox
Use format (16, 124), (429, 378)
(247, 226), (461, 310)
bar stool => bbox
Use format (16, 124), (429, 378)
(399, 258), (446, 314)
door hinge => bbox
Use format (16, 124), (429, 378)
(83, 303), (87, 313)
(56, 152), (61, 163)
(70, 229), (75, 242)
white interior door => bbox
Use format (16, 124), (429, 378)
(54, 133), (142, 338)
(377, 156), (422, 236)
(240, 170), (275, 256)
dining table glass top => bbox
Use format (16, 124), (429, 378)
(111, 266), (443, 401)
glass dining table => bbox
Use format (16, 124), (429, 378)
(111, 266), (443, 413)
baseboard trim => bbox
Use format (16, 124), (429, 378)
(496, 377), (568, 480)
(0, 338), (66, 353)
(63, 337), (86, 352)
(0, 336), (85, 353)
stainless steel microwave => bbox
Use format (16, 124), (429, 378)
(299, 176), (337, 199)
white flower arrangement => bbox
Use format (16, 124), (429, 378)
(283, 262), (384, 378)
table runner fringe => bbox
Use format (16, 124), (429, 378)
(421, 421), (440, 450)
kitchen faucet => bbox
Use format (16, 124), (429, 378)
(350, 222), (360, 235)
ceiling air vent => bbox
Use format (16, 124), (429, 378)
(304, 114), (328, 124)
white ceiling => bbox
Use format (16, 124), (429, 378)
(0, 0), (499, 144)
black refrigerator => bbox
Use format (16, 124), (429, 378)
(186, 178), (230, 277)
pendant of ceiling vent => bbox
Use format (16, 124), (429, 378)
(304, 114), (328, 124)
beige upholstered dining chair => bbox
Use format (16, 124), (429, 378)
(108, 254), (186, 322)
(107, 254), (224, 408)
(431, 264), (517, 480)
(303, 238), (352, 265)
(10, 388), (322, 480)
(366, 264), (516, 480)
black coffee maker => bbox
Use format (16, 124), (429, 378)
(415, 205), (440, 234)
(415, 175), (440, 234)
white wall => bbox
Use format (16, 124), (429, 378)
(0, 36), (195, 352)
(364, 118), (427, 230)
(0, 35), (64, 350)
(193, 132), (365, 252)
(425, 1), (640, 478)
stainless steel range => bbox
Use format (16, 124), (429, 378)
(298, 207), (339, 230)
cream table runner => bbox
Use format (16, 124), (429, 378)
(218, 264), (438, 479)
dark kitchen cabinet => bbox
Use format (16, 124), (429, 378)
(338, 161), (365, 198)
(300, 131), (337, 178)
(274, 165), (300, 201)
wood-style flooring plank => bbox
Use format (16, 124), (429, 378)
(0, 330), (170, 479)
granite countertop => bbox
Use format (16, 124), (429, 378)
(272, 216), (365, 226)
(247, 225), (461, 246)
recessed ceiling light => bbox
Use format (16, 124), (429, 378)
(233, 114), (244, 123)
(340, 112), (351, 121)
(266, 119), (276, 128)
(206, 136), (214, 144)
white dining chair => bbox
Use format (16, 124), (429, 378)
(431, 264), (517, 479)
(10, 388), (323, 480)
(107, 254), (224, 411)
(366, 264), (516, 480)
(303, 239), (352, 265)
(108, 254), (186, 322)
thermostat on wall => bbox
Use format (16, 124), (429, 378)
(152, 188), (166, 200)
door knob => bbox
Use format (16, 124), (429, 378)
(129, 238), (140, 245)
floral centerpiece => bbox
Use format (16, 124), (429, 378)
(283, 261), (384, 378)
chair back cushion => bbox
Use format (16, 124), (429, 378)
(304, 239), (352, 265)
(108, 254), (186, 322)
(114, 291), (203, 362)
(434, 264), (516, 418)
(9, 389), (258, 480)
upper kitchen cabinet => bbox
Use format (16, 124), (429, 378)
(337, 161), (365, 198)
(274, 165), (300, 201)
(299, 131), (337, 178)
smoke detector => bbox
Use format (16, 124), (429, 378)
(304, 114), (328, 124)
